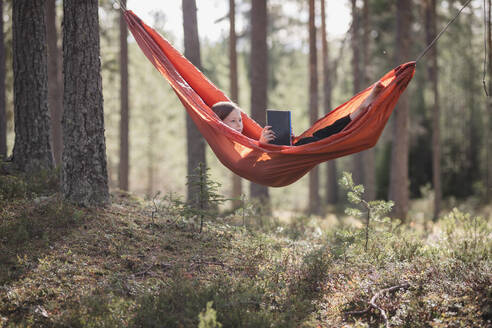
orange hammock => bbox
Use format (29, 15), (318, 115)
(124, 10), (415, 187)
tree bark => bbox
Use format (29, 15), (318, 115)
(229, 0), (243, 205)
(45, 0), (63, 167)
(351, 0), (365, 187)
(424, 0), (441, 220)
(321, 0), (338, 205)
(182, 0), (207, 206)
(0, 0), (6, 159)
(12, 0), (54, 173)
(308, 0), (320, 215)
(488, 0), (492, 202)
(119, 0), (130, 191)
(361, 0), (376, 201)
(249, 0), (269, 206)
(389, 0), (412, 220)
(62, 0), (109, 206)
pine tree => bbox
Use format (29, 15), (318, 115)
(62, 0), (109, 206)
(12, 0), (53, 173)
(320, 0), (338, 205)
(0, 0), (6, 159)
(182, 0), (207, 207)
(389, 0), (412, 220)
(361, 0), (376, 201)
(308, 0), (320, 214)
(250, 0), (270, 207)
(229, 0), (243, 206)
(119, 0), (130, 191)
(351, 0), (364, 187)
(424, 0), (442, 220)
(488, 0), (492, 201)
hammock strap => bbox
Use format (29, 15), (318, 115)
(416, 0), (473, 63)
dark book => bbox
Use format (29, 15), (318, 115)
(266, 109), (292, 146)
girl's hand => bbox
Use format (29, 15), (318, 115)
(259, 126), (275, 143)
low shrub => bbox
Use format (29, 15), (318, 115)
(132, 273), (273, 328)
(58, 292), (133, 328)
(0, 198), (84, 248)
(0, 175), (27, 200)
(0, 168), (59, 202)
(441, 208), (491, 263)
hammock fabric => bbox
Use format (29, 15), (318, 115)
(124, 10), (416, 187)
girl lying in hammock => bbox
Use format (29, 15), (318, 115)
(212, 81), (384, 146)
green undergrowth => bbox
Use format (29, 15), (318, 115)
(0, 169), (59, 201)
(0, 172), (490, 327)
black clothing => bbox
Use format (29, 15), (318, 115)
(294, 115), (352, 146)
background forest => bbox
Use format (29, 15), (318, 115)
(0, 0), (491, 327)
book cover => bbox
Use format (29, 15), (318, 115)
(266, 109), (292, 146)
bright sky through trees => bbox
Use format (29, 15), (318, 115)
(125, 0), (351, 43)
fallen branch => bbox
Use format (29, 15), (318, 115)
(345, 282), (410, 328)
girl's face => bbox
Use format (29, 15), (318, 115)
(223, 108), (243, 133)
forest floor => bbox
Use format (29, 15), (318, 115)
(0, 172), (491, 327)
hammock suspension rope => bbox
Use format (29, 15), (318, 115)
(415, 0), (473, 63)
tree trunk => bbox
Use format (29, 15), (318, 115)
(308, 0), (320, 214)
(389, 0), (412, 220)
(119, 0), (130, 191)
(62, 0), (109, 206)
(229, 0), (242, 206)
(424, 0), (441, 220)
(464, 12), (480, 200)
(182, 0), (207, 206)
(12, 0), (54, 173)
(321, 0), (338, 205)
(0, 0), (6, 159)
(249, 0), (269, 207)
(351, 0), (364, 187)
(488, 0), (492, 202)
(361, 0), (376, 201)
(45, 0), (63, 167)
